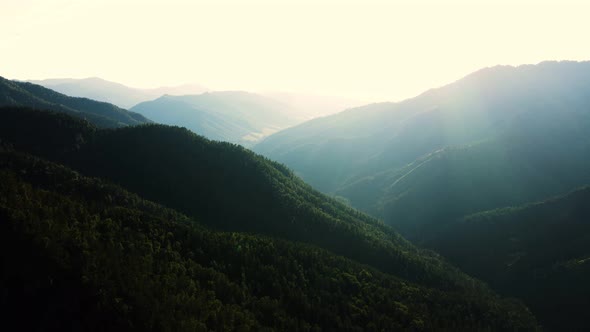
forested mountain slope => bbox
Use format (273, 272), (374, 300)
(0, 106), (482, 291)
(0, 151), (538, 331)
(0, 107), (539, 330)
(0, 77), (150, 128)
(428, 187), (590, 331)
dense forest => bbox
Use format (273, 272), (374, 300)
(5, 0), (589, 329)
(0, 106), (539, 330)
(0, 106), (483, 292)
(428, 187), (590, 331)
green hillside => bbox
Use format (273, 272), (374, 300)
(0, 106), (483, 291)
(0, 107), (539, 330)
(0, 151), (538, 331)
(428, 187), (590, 331)
(251, 61), (590, 330)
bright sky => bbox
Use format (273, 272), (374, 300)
(1, 0), (589, 102)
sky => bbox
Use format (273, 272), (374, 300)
(2, 0), (589, 102)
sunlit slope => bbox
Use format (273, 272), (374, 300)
(255, 61), (590, 194)
(337, 97), (590, 240)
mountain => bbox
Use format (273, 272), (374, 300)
(253, 61), (590, 234)
(30, 77), (361, 120)
(337, 116), (590, 241)
(0, 76), (150, 128)
(0, 151), (538, 331)
(0, 106), (478, 290)
(428, 187), (590, 331)
(0, 106), (539, 330)
(252, 60), (590, 331)
(130, 92), (301, 146)
(29, 77), (208, 109)
(27, 78), (361, 145)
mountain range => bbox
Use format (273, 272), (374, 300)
(130, 92), (301, 146)
(0, 106), (538, 330)
(28, 77), (208, 109)
(28, 77), (363, 146)
(0, 76), (150, 128)
(253, 60), (590, 330)
(3, 60), (590, 330)
(254, 60), (590, 238)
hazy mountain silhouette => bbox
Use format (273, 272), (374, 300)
(255, 61), (590, 193)
(254, 61), (590, 234)
(29, 77), (208, 109)
(30, 78), (361, 121)
(0, 76), (150, 128)
(130, 91), (302, 146)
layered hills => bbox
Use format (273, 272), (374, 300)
(0, 106), (538, 330)
(130, 92), (299, 146)
(255, 61), (590, 240)
(0, 77), (150, 128)
(29, 77), (207, 109)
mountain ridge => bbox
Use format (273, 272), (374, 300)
(0, 76), (151, 128)
(28, 77), (208, 109)
(130, 91), (300, 146)
(254, 60), (590, 222)
(0, 105), (542, 330)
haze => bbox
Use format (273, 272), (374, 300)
(2, 0), (589, 101)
